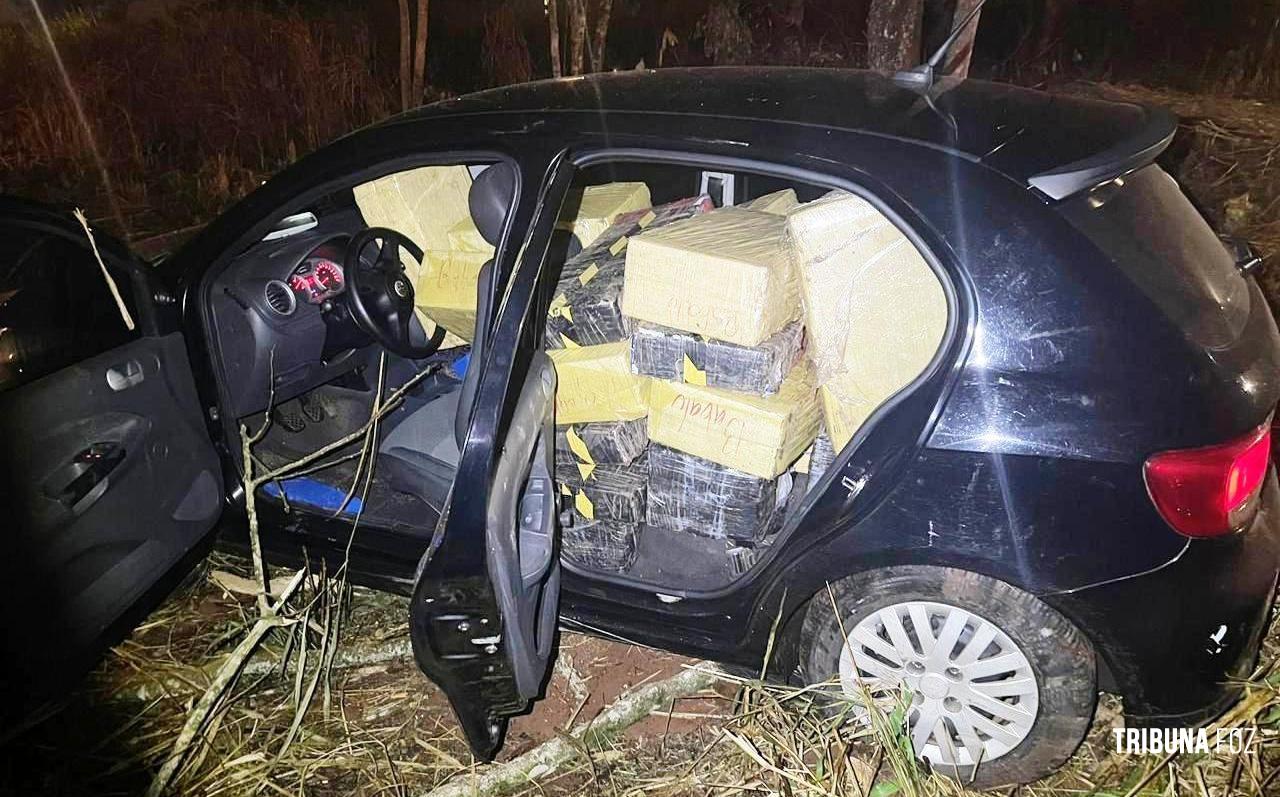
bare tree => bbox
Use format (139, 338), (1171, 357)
(397, 0), (411, 109)
(396, 0), (429, 110)
(547, 0), (562, 77)
(567, 0), (587, 75)
(589, 0), (613, 72)
(866, 0), (924, 72)
(941, 0), (982, 78)
(411, 0), (429, 104)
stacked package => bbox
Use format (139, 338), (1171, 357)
(557, 182), (652, 248)
(547, 340), (649, 571)
(786, 191), (947, 450)
(547, 195), (715, 349)
(547, 194), (723, 572)
(622, 197), (820, 546)
(353, 165), (486, 347)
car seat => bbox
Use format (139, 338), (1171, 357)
(377, 163), (515, 514)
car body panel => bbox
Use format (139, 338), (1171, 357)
(146, 70), (1280, 738)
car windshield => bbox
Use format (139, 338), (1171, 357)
(1061, 164), (1251, 348)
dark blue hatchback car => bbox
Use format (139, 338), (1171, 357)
(2, 68), (1277, 787)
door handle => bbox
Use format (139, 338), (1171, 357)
(59, 442), (126, 509)
(106, 360), (144, 391)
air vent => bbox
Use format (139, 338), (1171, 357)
(264, 280), (296, 316)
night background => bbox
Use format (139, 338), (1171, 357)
(3, 1), (1280, 795)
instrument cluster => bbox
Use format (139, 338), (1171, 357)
(288, 256), (346, 304)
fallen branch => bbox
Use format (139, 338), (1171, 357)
(145, 569), (307, 797)
(422, 663), (721, 797)
(74, 208), (136, 331)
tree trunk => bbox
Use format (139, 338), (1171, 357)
(568, 0), (587, 75)
(547, 0), (562, 77)
(865, 0), (924, 72)
(589, 0), (612, 72)
(410, 0), (429, 104)
(942, 0), (982, 78)
(396, 0), (412, 110)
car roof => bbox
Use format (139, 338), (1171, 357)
(400, 67), (1175, 198)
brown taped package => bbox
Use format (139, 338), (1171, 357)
(558, 182), (652, 247)
(548, 341), (651, 425)
(646, 360), (820, 480)
(354, 165), (480, 346)
(413, 217), (493, 341)
(622, 207), (799, 347)
(787, 191), (948, 450)
(742, 188), (800, 215)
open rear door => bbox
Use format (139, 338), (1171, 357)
(408, 351), (559, 759)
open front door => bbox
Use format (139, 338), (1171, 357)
(409, 351), (559, 759)
(0, 198), (223, 724)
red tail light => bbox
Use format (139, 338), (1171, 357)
(1144, 421), (1272, 538)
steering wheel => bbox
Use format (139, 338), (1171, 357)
(343, 227), (445, 359)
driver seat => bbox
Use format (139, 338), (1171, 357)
(377, 163), (515, 516)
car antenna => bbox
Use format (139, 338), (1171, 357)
(892, 0), (989, 94)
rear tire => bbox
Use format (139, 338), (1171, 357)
(799, 566), (1096, 788)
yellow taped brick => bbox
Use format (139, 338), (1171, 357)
(647, 360), (820, 479)
(445, 217), (495, 253)
(354, 165), (474, 273)
(787, 191), (947, 450)
(548, 342), (651, 425)
(742, 188), (800, 215)
(577, 263), (600, 286)
(558, 182), (652, 247)
(355, 165), (483, 346)
(623, 207), (798, 346)
(414, 248), (488, 342)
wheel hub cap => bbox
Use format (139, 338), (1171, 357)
(837, 600), (1040, 770)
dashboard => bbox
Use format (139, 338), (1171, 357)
(209, 218), (374, 418)
(288, 247), (347, 305)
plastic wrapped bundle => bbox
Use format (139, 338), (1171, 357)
(557, 182), (652, 248)
(548, 195), (715, 349)
(558, 460), (647, 525)
(786, 190), (947, 449)
(546, 257), (629, 348)
(630, 321), (803, 396)
(806, 432), (836, 490)
(646, 444), (780, 544)
(623, 207), (799, 346)
(562, 521), (639, 573)
(353, 165), (481, 348)
(555, 420), (647, 473)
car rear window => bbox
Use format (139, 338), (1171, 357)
(1061, 164), (1250, 348)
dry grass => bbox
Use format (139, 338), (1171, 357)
(2, 546), (1276, 796)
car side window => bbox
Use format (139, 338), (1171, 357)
(0, 222), (138, 393)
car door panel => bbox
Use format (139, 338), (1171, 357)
(0, 203), (223, 717)
(407, 151), (571, 760)
(1, 332), (221, 663)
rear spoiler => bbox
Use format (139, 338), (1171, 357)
(1028, 108), (1178, 200)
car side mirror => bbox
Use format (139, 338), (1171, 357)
(1221, 234), (1264, 277)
